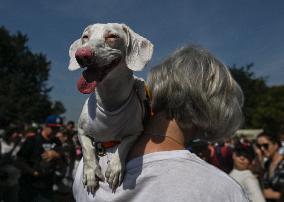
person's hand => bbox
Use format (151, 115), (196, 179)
(253, 144), (262, 156)
(263, 188), (281, 199)
(253, 144), (264, 162)
(41, 150), (60, 162)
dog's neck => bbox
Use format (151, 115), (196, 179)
(95, 61), (134, 111)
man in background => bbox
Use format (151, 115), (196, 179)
(17, 115), (63, 202)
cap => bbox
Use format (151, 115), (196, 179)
(234, 142), (255, 162)
(46, 115), (64, 127)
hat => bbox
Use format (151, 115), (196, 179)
(234, 142), (255, 162)
(46, 115), (64, 127)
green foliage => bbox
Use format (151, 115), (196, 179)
(251, 86), (284, 134)
(230, 64), (284, 134)
(0, 26), (65, 128)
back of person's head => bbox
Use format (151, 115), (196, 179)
(147, 45), (244, 142)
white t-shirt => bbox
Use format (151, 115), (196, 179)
(74, 150), (249, 202)
(230, 168), (265, 202)
(0, 139), (14, 154)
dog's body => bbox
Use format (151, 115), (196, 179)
(68, 23), (153, 193)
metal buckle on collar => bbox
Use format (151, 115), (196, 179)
(94, 142), (106, 157)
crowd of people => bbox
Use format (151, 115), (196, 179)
(188, 130), (284, 202)
(0, 116), (284, 201)
(2, 120), (284, 202)
(0, 116), (81, 202)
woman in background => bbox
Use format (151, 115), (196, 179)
(256, 132), (284, 202)
(230, 142), (265, 202)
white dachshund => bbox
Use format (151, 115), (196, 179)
(68, 23), (153, 193)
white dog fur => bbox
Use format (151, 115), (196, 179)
(68, 23), (153, 194)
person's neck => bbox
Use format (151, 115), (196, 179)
(234, 166), (249, 171)
(128, 113), (193, 161)
(144, 113), (188, 145)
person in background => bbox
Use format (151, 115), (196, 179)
(66, 120), (77, 137)
(53, 128), (76, 202)
(256, 131), (284, 202)
(0, 126), (22, 202)
(209, 139), (233, 173)
(277, 128), (284, 155)
(188, 139), (211, 162)
(72, 133), (82, 179)
(0, 126), (23, 157)
(230, 142), (265, 202)
(73, 45), (248, 201)
(16, 116), (63, 202)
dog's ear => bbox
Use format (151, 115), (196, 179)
(122, 25), (154, 71)
(68, 39), (81, 71)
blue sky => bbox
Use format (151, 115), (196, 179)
(1, 0), (284, 122)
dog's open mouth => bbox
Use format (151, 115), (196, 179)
(77, 58), (121, 94)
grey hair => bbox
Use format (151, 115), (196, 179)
(147, 45), (244, 141)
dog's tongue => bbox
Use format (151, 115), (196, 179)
(77, 68), (100, 94)
(77, 76), (97, 94)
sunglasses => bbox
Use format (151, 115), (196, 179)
(256, 143), (269, 150)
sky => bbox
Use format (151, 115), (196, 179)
(1, 0), (284, 122)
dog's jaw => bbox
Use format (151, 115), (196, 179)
(77, 74), (98, 94)
(77, 57), (122, 94)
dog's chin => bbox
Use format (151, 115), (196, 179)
(77, 58), (121, 94)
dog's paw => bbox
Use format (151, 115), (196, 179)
(105, 155), (124, 191)
(83, 162), (105, 195)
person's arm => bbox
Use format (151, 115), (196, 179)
(16, 137), (37, 175)
(41, 138), (62, 162)
(41, 150), (60, 162)
(263, 188), (282, 200)
(264, 160), (284, 201)
(244, 176), (266, 202)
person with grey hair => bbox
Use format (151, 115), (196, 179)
(73, 45), (248, 202)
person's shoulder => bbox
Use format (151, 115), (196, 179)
(175, 151), (249, 201)
(23, 133), (37, 143)
(184, 152), (241, 186)
(130, 150), (243, 189)
(125, 150), (249, 201)
(166, 151), (248, 200)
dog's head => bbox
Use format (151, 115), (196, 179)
(68, 23), (154, 94)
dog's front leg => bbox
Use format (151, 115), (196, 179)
(105, 134), (139, 191)
(78, 128), (105, 194)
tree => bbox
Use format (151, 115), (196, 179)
(0, 26), (65, 128)
(229, 64), (284, 134)
(251, 86), (284, 134)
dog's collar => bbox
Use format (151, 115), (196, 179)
(93, 140), (121, 156)
(100, 140), (121, 148)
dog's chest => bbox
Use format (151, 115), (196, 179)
(84, 91), (144, 142)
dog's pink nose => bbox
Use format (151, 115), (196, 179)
(75, 47), (93, 65)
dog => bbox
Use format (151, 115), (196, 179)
(68, 23), (153, 194)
